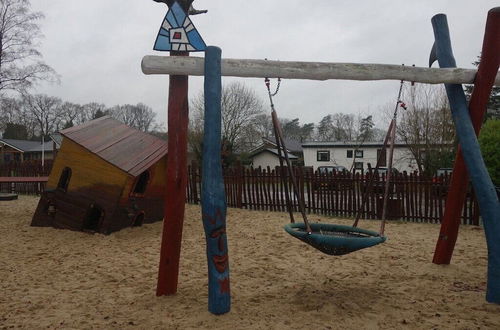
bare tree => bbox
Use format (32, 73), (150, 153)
(0, 0), (57, 93)
(316, 113), (361, 142)
(396, 84), (455, 175)
(109, 103), (157, 132)
(0, 96), (19, 130)
(59, 102), (83, 128)
(190, 81), (265, 153)
(239, 113), (274, 148)
(22, 93), (62, 138)
(81, 102), (108, 122)
(1, 93), (160, 139)
(0, 95), (38, 138)
(134, 103), (157, 131)
(332, 113), (355, 141)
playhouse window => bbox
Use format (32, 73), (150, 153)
(57, 167), (72, 191)
(132, 170), (150, 195)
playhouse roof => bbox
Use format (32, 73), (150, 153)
(60, 116), (168, 177)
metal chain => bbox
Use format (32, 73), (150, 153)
(271, 77), (281, 97)
(265, 77), (281, 97)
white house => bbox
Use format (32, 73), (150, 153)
(249, 137), (302, 168)
(250, 148), (298, 169)
(301, 141), (419, 173)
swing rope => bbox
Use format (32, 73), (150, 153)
(352, 71), (408, 236)
(265, 77), (312, 233)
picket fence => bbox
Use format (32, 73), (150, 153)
(0, 161), (480, 225)
(187, 165), (480, 225)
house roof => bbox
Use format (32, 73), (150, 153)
(60, 116), (168, 177)
(50, 133), (63, 147)
(302, 141), (407, 148)
(250, 148), (298, 159)
(302, 141), (453, 148)
(0, 139), (56, 152)
(262, 136), (303, 152)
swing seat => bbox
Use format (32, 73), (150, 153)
(284, 223), (386, 256)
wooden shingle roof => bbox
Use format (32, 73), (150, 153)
(60, 116), (167, 177)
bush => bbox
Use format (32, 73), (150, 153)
(479, 119), (500, 186)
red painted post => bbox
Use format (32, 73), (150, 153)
(157, 51), (190, 296)
(433, 8), (500, 265)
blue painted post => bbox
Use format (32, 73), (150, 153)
(431, 14), (500, 304)
(201, 46), (231, 314)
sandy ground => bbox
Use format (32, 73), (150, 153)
(0, 196), (499, 329)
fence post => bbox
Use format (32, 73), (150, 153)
(236, 162), (243, 208)
(191, 161), (199, 204)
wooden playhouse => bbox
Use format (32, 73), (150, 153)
(31, 116), (168, 234)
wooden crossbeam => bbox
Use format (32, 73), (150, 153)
(142, 55), (500, 85)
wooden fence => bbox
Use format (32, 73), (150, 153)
(186, 165), (480, 225)
(0, 160), (480, 225)
(0, 160), (53, 177)
(0, 161), (52, 195)
(0, 177), (48, 195)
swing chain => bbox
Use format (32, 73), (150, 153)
(265, 77), (281, 97)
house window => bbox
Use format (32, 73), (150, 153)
(317, 150), (330, 162)
(132, 170), (150, 195)
(347, 150), (353, 158)
(377, 149), (387, 166)
(355, 150), (364, 158)
(354, 162), (364, 171)
(57, 167), (72, 191)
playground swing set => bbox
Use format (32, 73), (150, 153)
(264, 76), (396, 256)
(143, 1), (500, 315)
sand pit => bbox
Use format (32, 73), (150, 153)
(1, 196), (499, 329)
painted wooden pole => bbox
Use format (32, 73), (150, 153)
(431, 14), (500, 304)
(156, 51), (190, 296)
(201, 46), (231, 314)
(142, 55), (500, 85)
(433, 8), (500, 265)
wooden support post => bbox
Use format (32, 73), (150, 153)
(156, 51), (190, 296)
(201, 46), (231, 314)
(380, 119), (397, 235)
(431, 13), (500, 304)
(433, 8), (500, 265)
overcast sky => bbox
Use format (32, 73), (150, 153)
(29, 0), (499, 129)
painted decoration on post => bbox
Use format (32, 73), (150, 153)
(202, 46), (231, 315)
(154, 1), (206, 52)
